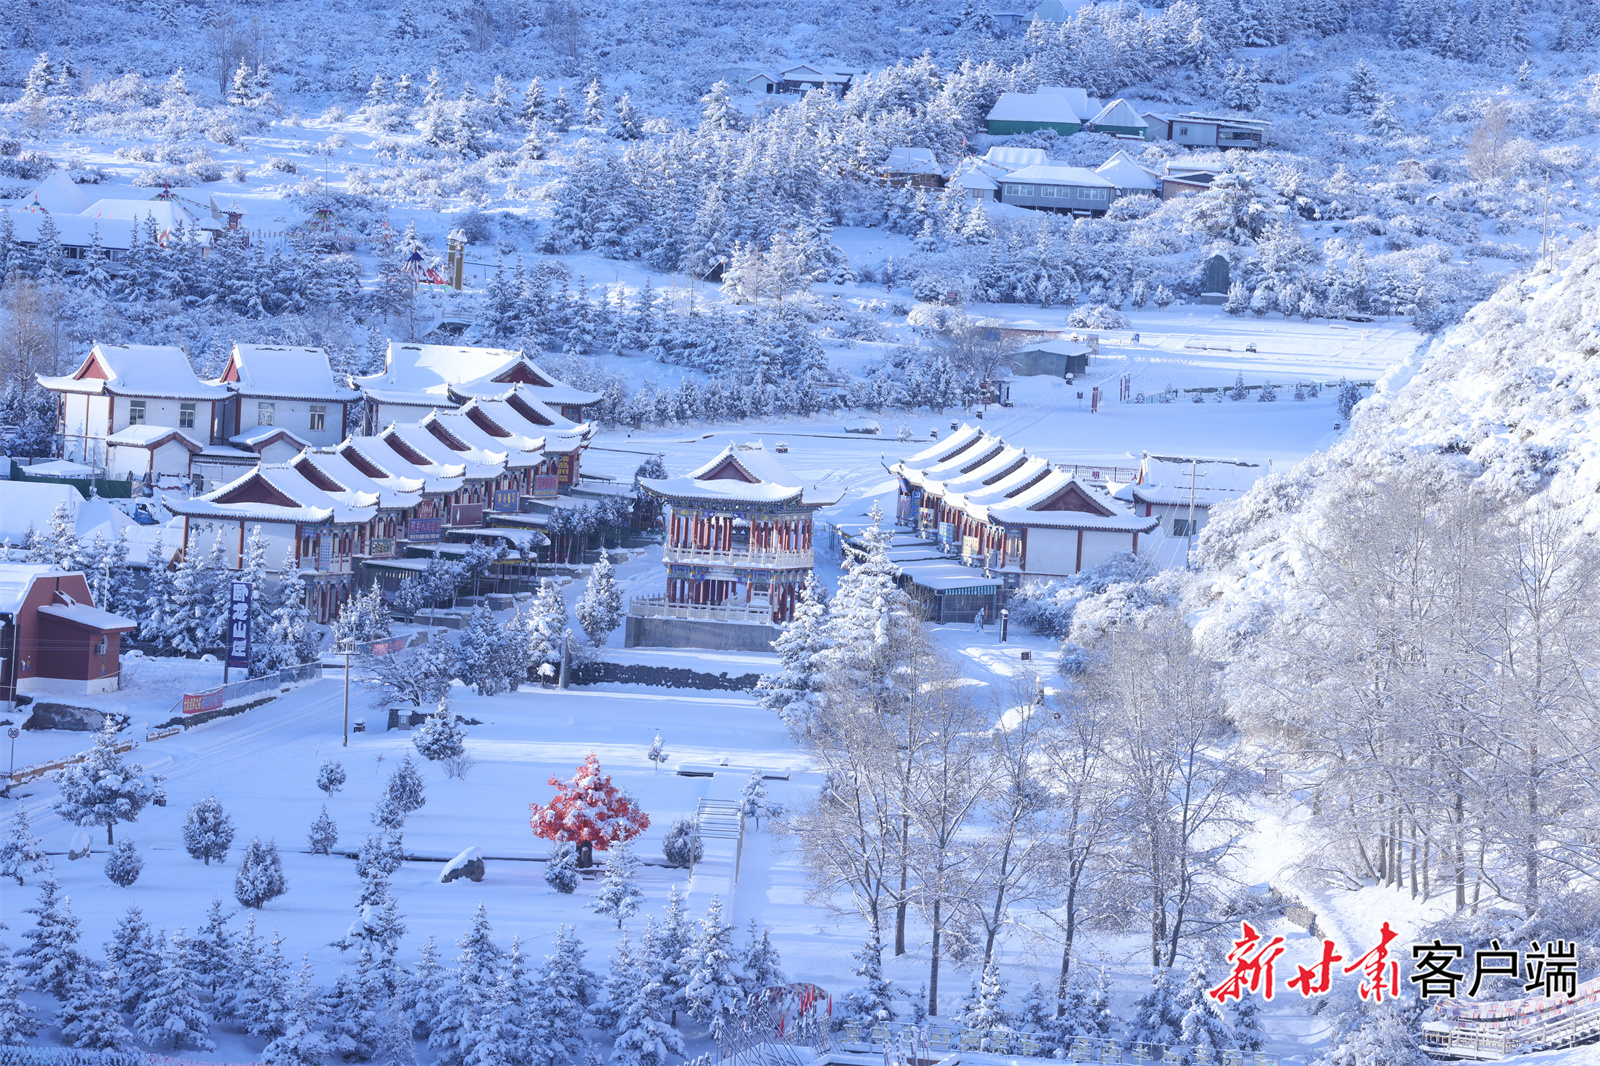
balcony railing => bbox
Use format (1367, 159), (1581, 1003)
(662, 544), (813, 569)
(629, 595), (773, 625)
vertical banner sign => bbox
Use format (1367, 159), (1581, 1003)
(226, 580), (252, 669)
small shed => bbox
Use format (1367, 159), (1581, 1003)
(986, 92), (1085, 136)
(0, 564), (137, 702)
(898, 562), (1001, 624)
(1012, 337), (1096, 378)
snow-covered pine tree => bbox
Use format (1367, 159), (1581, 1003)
(593, 928), (636, 1033)
(136, 928), (214, 1050)
(1178, 963), (1230, 1053)
(395, 934), (445, 1039)
(0, 806), (49, 884)
(308, 806), (338, 854)
(326, 946), (385, 1062)
(576, 551), (623, 646)
(384, 755), (428, 819)
(647, 732), (667, 772)
(525, 578), (568, 675)
(755, 573), (832, 723)
(1127, 968), (1181, 1048)
(267, 551), (319, 668)
(0, 933), (37, 1045)
(183, 795), (236, 865)
(106, 905), (160, 1017)
(1018, 980), (1064, 1053)
(683, 894), (742, 1040)
(649, 886), (692, 1024)
(59, 964), (134, 1051)
(545, 842), (579, 893)
(838, 929), (894, 1025)
(530, 924), (596, 1063)
(52, 719), (161, 845)
(739, 919), (785, 996)
(262, 955), (329, 1066)
(1226, 989), (1266, 1050)
(104, 840), (143, 886)
(430, 904), (504, 1066)
(235, 837), (288, 909)
(141, 543), (176, 645)
(28, 499), (81, 569)
(413, 699), (468, 763)
(739, 771), (782, 827)
(591, 838), (643, 929)
(187, 898), (234, 997)
(611, 921), (684, 1066)
(962, 958), (1010, 1032)
(583, 78), (606, 126)
(334, 582), (392, 649)
(455, 605), (510, 696)
(18, 875), (85, 997)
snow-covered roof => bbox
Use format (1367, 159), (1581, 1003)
(1030, 0), (1075, 22)
(23, 459), (95, 477)
(985, 472), (1159, 532)
(26, 173), (92, 214)
(1146, 111), (1273, 131)
(900, 432), (1008, 489)
(881, 147), (943, 175)
(339, 435), (464, 495)
(1095, 150), (1161, 192)
(921, 443), (1028, 498)
(295, 449), (423, 510)
(107, 425), (203, 450)
(1035, 85), (1099, 120)
(1112, 454), (1266, 508)
(0, 482), (81, 548)
(81, 198), (222, 232)
(1003, 164), (1116, 188)
(899, 561), (1003, 592)
(39, 601), (137, 631)
(0, 563), (73, 614)
(38, 342), (227, 400)
(946, 455), (1055, 516)
(987, 92), (1085, 126)
(217, 344), (359, 401)
(384, 421), (503, 480)
(1086, 99), (1146, 131)
(3, 207), (136, 250)
(948, 162), (1001, 191)
(982, 147), (1049, 172)
(168, 463), (377, 526)
(1013, 337), (1096, 356)
(640, 442), (843, 507)
(895, 423), (988, 473)
(356, 341), (601, 409)
(231, 426), (311, 450)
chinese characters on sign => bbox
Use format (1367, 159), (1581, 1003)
(1208, 922), (1581, 1004)
(225, 580), (252, 669)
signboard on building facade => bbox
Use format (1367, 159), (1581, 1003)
(409, 518), (442, 543)
(226, 580), (252, 669)
(492, 488), (519, 512)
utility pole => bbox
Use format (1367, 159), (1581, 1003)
(342, 642), (352, 746)
(1186, 458), (1198, 569)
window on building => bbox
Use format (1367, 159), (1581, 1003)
(127, 400), (146, 426)
(1172, 518), (1199, 537)
(178, 402), (195, 429)
(309, 405), (326, 431)
(257, 402), (275, 426)
(1178, 126), (1190, 136)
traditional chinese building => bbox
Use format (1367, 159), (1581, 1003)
(630, 442), (841, 651)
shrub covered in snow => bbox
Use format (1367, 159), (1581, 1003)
(1066, 304), (1129, 329)
(234, 837), (287, 909)
(545, 842), (579, 894)
(661, 817), (703, 868)
(103, 841), (142, 887)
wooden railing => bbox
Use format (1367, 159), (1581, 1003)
(662, 544), (813, 569)
(628, 596), (773, 625)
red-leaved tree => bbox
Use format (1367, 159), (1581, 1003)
(529, 753), (650, 857)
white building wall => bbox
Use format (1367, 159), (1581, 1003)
(1022, 527), (1079, 575)
(239, 397), (346, 446)
(1079, 530), (1133, 571)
